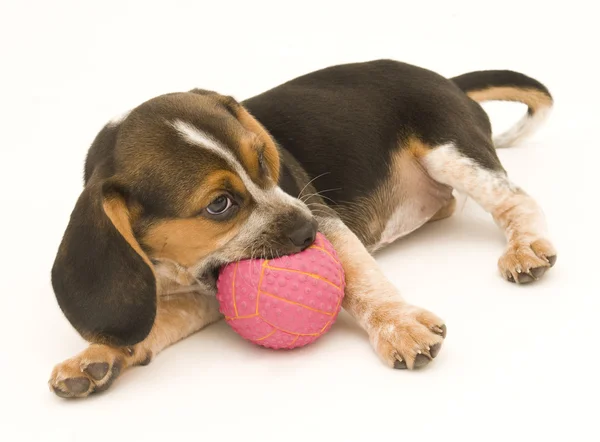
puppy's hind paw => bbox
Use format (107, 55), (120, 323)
(499, 238), (556, 284)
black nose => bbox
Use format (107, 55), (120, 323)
(288, 218), (318, 249)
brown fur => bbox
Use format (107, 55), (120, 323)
(140, 216), (243, 267)
(233, 105), (281, 182)
(467, 87), (553, 112)
(103, 196), (154, 270)
(238, 135), (263, 181)
(189, 90), (281, 183)
(137, 170), (253, 267)
(181, 171), (248, 217)
(405, 136), (433, 159)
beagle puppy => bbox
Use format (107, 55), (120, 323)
(48, 59), (556, 398)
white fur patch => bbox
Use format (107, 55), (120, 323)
(493, 106), (552, 148)
(422, 144), (515, 211)
(171, 119), (266, 202)
(421, 144), (548, 242)
(377, 200), (434, 248)
(107, 109), (131, 127)
(171, 119), (311, 215)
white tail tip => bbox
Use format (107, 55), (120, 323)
(493, 106), (552, 149)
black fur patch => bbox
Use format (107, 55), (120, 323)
(242, 59), (508, 213)
(278, 161), (301, 198)
(451, 70), (551, 97)
(84, 123), (119, 184)
(51, 183), (156, 347)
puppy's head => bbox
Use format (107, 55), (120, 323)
(52, 90), (316, 346)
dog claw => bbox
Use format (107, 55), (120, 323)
(394, 359), (408, 369)
(413, 353), (432, 368)
(430, 343), (442, 358)
(432, 324), (447, 338)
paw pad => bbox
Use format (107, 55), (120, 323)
(85, 362), (109, 380)
(50, 355), (125, 398)
(62, 377), (90, 395)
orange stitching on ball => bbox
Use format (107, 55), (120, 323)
(225, 313), (259, 320)
(317, 286), (346, 333)
(308, 244), (342, 267)
(255, 260), (269, 314)
(263, 265), (341, 289)
(320, 319), (333, 333)
(290, 335), (300, 346)
(232, 261), (239, 317)
(309, 244), (344, 284)
(259, 290), (334, 316)
(308, 244), (344, 284)
(259, 315), (322, 336)
(255, 328), (277, 341)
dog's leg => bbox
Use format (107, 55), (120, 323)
(420, 143), (557, 283)
(49, 292), (221, 398)
(317, 216), (446, 369)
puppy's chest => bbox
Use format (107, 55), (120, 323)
(368, 156), (453, 252)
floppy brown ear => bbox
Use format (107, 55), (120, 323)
(51, 180), (156, 347)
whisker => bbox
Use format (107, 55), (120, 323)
(300, 188), (341, 205)
(305, 202), (330, 210)
(297, 172), (331, 200)
(308, 210), (332, 218)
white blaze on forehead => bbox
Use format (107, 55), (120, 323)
(170, 119), (312, 216)
(169, 119), (316, 278)
(171, 119), (265, 202)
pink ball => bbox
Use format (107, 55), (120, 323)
(216, 233), (345, 349)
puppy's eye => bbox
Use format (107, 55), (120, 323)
(206, 195), (234, 215)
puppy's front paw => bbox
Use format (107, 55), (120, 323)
(49, 345), (127, 399)
(499, 238), (557, 284)
(368, 303), (446, 370)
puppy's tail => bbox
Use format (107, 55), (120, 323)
(452, 70), (553, 148)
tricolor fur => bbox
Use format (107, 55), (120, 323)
(49, 60), (555, 398)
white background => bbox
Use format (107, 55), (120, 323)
(1, 1), (599, 441)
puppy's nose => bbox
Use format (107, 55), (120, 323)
(288, 218), (318, 249)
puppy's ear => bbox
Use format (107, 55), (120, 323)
(51, 180), (156, 347)
(188, 89), (281, 178)
(188, 88), (240, 115)
(188, 88), (220, 96)
(225, 99), (282, 182)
